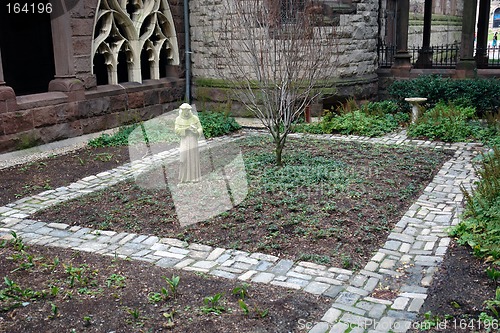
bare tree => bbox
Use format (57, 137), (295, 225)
(210, 0), (340, 166)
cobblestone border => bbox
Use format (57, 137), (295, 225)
(0, 130), (484, 333)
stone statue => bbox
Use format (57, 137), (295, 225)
(174, 103), (203, 182)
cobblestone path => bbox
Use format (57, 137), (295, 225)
(0, 130), (483, 332)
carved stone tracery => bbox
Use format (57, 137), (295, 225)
(92, 0), (179, 84)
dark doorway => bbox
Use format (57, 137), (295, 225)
(0, 3), (55, 95)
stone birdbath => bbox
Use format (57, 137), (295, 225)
(405, 97), (427, 123)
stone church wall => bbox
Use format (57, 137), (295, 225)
(189, 0), (381, 114)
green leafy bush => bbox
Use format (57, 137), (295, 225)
(88, 125), (137, 147)
(407, 102), (476, 142)
(89, 112), (241, 147)
(388, 75), (500, 115)
(198, 111), (241, 139)
(321, 111), (405, 137)
(292, 100), (408, 137)
(451, 147), (500, 265)
(359, 100), (400, 116)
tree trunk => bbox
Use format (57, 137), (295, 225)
(275, 140), (283, 167)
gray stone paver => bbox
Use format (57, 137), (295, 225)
(0, 130), (483, 333)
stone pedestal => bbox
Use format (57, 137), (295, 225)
(391, 53), (412, 77)
(49, 77), (85, 101)
(405, 97), (427, 123)
(0, 85), (17, 113)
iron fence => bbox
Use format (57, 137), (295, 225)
(377, 43), (500, 69)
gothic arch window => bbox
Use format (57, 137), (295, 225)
(92, 0), (180, 85)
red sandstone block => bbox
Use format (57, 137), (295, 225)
(110, 94), (128, 111)
(0, 101), (6, 114)
(144, 90), (160, 106)
(1, 110), (34, 135)
(0, 87), (15, 101)
(80, 115), (107, 134)
(127, 92), (145, 109)
(33, 106), (57, 128)
(0, 133), (19, 153)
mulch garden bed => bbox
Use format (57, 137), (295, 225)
(0, 239), (330, 332)
(32, 136), (452, 270)
(408, 240), (498, 333)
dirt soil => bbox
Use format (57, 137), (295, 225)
(0, 240), (330, 333)
(408, 240), (498, 333)
(0, 146), (130, 207)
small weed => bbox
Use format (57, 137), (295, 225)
(298, 253), (331, 265)
(201, 293), (226, 315)
(340, 254), (353, 269)
(421, 311), (440, 330)
(232, 283), (250, 300)
(9, 231), (25, 252)
(106, 274), (127, 288)
(48, 303), (59, 319)
(238, 299), (249, 315)
(164, 275), (180, 296)
(148, 292), (163, 303)
(128, 308), (140, 320)
(486, 267), (500, 282)
(50, 286), (59, 297)
(484, 287), (500, 318)
(163, 310), (176, 328)
(82, 315), (92, 327)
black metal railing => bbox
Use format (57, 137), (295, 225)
(377, 43), (500, 69)
(475, 47), (500, 68)
(377, 43), (396, 68)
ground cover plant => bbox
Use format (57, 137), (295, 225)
(407, 101), (500, 146)
(0, 232), (329, 332)
(33, 135), (452, 270)
(292, 100), (409, 137)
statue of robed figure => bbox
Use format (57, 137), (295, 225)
(174, 103), (203, 182)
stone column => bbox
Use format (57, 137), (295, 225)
(391, 0), (411, 76)
(415, 0), (433, 68)
(48, 1), (84, 100)
(475, 0), (490, 67)
(0, 47), (5, 85)
(0, 47), (16, 113)
(456, 0), (477, 77)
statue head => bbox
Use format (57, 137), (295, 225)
(179, 103), (193, 118)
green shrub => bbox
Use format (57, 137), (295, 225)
(388, 75), (500, 115)
(88, 125), (137, 147)
(198, 112), (241, 139)
(320, 111), (407, 137)
(89, 111), (241, 147)
(292, 100), (408, 137)
(407, 102), (476, 142)
(360, 100), (400, 116)
(451, 147), (500, 264)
